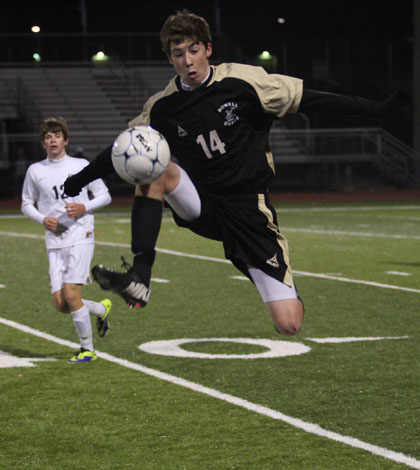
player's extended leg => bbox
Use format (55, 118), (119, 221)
(92, 162), (201, 308)
(248, 266), (304, 336)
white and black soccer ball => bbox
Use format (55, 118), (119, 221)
(111, 126), (171, 185)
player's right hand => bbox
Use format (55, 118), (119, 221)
(63, 175), (82, 196)
(43, 216), (59, 232)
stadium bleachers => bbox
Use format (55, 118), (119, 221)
(0, 65), (418, 191)
(0, 65), (175, 156)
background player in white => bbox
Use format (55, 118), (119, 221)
(21, 116), (112, 363)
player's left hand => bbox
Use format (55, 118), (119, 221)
(66, 203), (86, 218)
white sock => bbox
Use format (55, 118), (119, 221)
(83, 299), (106, 318)
(71, 304), (94, 351)
(164, 166), (201, 221)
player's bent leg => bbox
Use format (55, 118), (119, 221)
(138, 161), (201, 222)
(266, 298), (304, 336)
(96, 299), (112, 338)
(135, 160), (181, 199)
(247, 266), (304, 336)
(62, 283), (84, 312)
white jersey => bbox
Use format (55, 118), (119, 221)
(21, 154), (111, 249)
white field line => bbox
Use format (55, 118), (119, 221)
(1, 205), (419, 221)
(1, 204), (417, 219)
(1, 316), (419, 470)
(293, 270), (420, 294)
(232, 271), (420, 295)
(280, 227), (420, 240)
(275, 205), (420, 213)
(0, 231), (45, 240)
(386, 271), (411, 276)
(1, 231), (420, 295)
(306, 336), (409, 344)
(0, 214), (27, 219)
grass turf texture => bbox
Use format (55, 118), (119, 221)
(0, 201), (419, 469)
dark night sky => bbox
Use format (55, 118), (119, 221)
(0, 1), (415, 145)
(2, 0), (413, 57)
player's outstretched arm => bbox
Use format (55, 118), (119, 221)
(64, 144), (115, 196)
(298, 88), (404, 120)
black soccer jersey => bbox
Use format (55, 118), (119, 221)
(130, 63), (302, 195)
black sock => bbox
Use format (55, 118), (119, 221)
(131, 196), (163, 286)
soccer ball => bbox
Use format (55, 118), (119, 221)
(111, 126), (171, 185)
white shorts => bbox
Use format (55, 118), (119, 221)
(47, 244), (94, 294)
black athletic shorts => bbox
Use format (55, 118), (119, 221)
(170, 186), (295, 287)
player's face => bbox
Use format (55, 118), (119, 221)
(169, 39), (212, 87)
(42, 131), (68, 159)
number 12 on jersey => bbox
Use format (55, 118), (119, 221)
(196, 130), (226, 159)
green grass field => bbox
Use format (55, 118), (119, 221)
(1, 199), (419, 469)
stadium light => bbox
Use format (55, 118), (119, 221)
(258, 51), (272, 60)
(92, 51), (109, 62)
(31, 25), (41, 33)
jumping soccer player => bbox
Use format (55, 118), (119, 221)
(63, 10), (400, 336)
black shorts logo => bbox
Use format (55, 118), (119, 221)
(266, 253), (280, 268)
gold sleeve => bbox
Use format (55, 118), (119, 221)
(129, 77), (178, 128)
(212, 63), (303, 118)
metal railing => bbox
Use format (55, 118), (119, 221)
(269, 127), (420, 188)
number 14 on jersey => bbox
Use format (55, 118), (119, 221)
(196, 130), (226, 159)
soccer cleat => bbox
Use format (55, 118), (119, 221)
(68, 349), (97, 363)
(96, 299), (112, 338)
(91, 257), (151, 309)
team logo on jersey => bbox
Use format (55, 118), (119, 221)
(217, 102), (239, 126)
(266, 253), (280, 268)
(177, 125), (188, 137)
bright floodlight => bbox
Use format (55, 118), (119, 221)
(259, 51), (272, 60)
(92, 51), (109, 62)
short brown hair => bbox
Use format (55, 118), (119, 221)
(160, 10), (212, 56)
(39, 116), (69, 142)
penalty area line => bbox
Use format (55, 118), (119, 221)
(0, 316), (419, 469)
